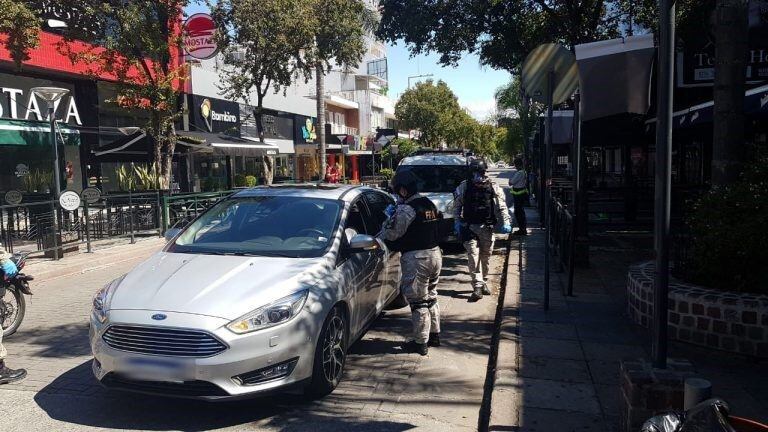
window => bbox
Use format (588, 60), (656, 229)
(364, 191), (395, 233)
(169, 196), (342, 258)
(343, 199), (370, 242)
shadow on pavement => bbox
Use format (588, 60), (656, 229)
(33, 361), (417, 431)
(10, 322), (91, 358)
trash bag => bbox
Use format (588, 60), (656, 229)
(641, 399), (736, 432)
(641, 412), (685, 432)
(680, 399), (735, 432)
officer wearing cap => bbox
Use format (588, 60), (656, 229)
(453, 159), (512, 301)
(379, 170), (442, 356)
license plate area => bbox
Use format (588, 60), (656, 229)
(118, 357), (194, 383)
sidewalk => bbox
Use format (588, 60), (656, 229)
(488, 209), (768, 432)
(25, 236), (165, 283)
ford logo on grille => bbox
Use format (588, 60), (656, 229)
(151, 314), (167, 321)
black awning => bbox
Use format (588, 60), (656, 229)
(177, 131), (278, 157)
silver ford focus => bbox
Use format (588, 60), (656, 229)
(89, 185), (404, 400)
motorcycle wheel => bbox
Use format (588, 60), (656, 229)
(1, 287), (25, 337)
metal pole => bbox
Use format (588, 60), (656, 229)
(653, 0), (676, 369)
(567, 90), (581, 296)
(129, 189), (135, 244)
(84, 199), (92, 253)
(543, 71), (554, 310)
(49, 105), (60, 260)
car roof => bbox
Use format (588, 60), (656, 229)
(231, 183), (379, 202)
(398, 154), (467, 166)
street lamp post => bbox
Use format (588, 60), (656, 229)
(31, 87), (70, 261)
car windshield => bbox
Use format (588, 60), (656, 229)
(168, 196), (342, 258)
(397, 165), (469, 193)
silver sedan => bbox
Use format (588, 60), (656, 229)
(89, 185), (404, 400)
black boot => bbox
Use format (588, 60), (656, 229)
(403, 341), (428, 356)
(482, 282), (491, 296)
(470, 283), (484, 301)
(428, 333), (441, 347)
(0, 361), (27, 384)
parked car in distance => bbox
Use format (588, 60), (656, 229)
(394, 153), (469, 243)
(90, 184), (403, 400)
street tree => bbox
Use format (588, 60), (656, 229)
(57, 0), (188, 189)
(496, 76), (542, 161)
(0, 0), (39, 71)
(395, 80), (466, 148)
(211, 0), (315, 185)
(309, 0), (376, 180)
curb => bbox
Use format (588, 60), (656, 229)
(486, 233), (525, 431)
(27, 238), (165, 283)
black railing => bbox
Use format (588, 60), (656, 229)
(548, 196), (576, 295)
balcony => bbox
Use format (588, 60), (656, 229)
(328, 123), (358, 136)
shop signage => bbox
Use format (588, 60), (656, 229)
(295, 116), (318, 144)
(183, 13), (219, 60)
(0, 72), (82, 125)
(59, 190), (81, 211)
(14, 164), (29, 177)
(189, 95), (240, 134)
(81, 187), (101, 204)
(677, 0), (768, 87)
(4, 190), (22, 205)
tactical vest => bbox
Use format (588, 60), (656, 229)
(388, 196), (441, 253)
(463, 181), (497, 225)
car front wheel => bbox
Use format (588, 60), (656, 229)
(306, 305), (347, 398)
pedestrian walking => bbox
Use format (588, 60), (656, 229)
(453, 159), (511, 301)
(0, 247), (27, 385)
(379, 170), (442, 356)
(508, 158), (529, 236)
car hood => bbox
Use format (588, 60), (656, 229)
(422, 192), (455, 218)
(109, 252), (327, 320)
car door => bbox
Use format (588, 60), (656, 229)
(362, 191), (400, 313)
(337, 198), (378, 337)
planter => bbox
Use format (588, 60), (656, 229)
(627, 262), (768, 358)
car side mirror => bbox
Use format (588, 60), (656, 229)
(164, 228), (182, 241)
(349, 234), (380, 252)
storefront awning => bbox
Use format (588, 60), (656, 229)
(644, 82), (768, 130)
(178, 131), (279, 157)
(243, 137), (294, 155)
(0, 119), (81, 146)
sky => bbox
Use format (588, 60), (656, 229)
(385, 43), (510, 121)
(186, 2), (510, 121)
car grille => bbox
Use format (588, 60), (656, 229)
(102, 325), (227, 357)
(102, 373), (229, 397)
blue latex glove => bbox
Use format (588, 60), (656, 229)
(501, 224), (512, 234)
(1, 259), (19, 278)
(454, 220), (463, 236)
(384, 204), (396, 218)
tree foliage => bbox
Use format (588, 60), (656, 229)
(495, 76), (541, 160)
(378, 0), (622, 72)
(211, 0), (315, 184)
(0, 0), (40, 71)
(56, 0), (188, 189)
(395, 80), (465, 148)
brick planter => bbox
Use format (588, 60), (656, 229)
(627, 262), (768, 358)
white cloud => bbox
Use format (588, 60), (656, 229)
(461, 98), (497, 121)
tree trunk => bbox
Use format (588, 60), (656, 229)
(712, 0), (749, 185)
(316, 62), (326, 183)
(254, 103), (274, 185)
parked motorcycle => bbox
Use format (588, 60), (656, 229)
(1, 253), (33, 337)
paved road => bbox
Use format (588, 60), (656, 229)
(0, 233), (508, 431)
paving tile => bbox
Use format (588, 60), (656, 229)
(517, 407), (607, 431)
(518, 356), (592, 383)
(519, 336), (585, 360)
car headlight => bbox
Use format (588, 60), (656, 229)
(93, 275), (124, 324)
(226, 290), (309, 334)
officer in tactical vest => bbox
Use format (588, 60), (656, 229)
(379, 170), (442, 356)
(453, 159), (512, 301)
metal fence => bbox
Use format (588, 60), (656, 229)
(548, 196), (576, 295)
(161, 190), (234, 232)
(1, 191), (164, 258)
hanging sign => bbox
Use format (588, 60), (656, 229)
(81, 187), (101, 204)
(4, 190), (22, 205)
(59, 190), (81, 211)
(183, 13), (219, 60)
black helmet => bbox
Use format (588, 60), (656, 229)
(391, 170), (419, 196)
(469, 159), (488, 174)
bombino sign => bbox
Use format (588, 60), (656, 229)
(183, 13), (218, 60)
